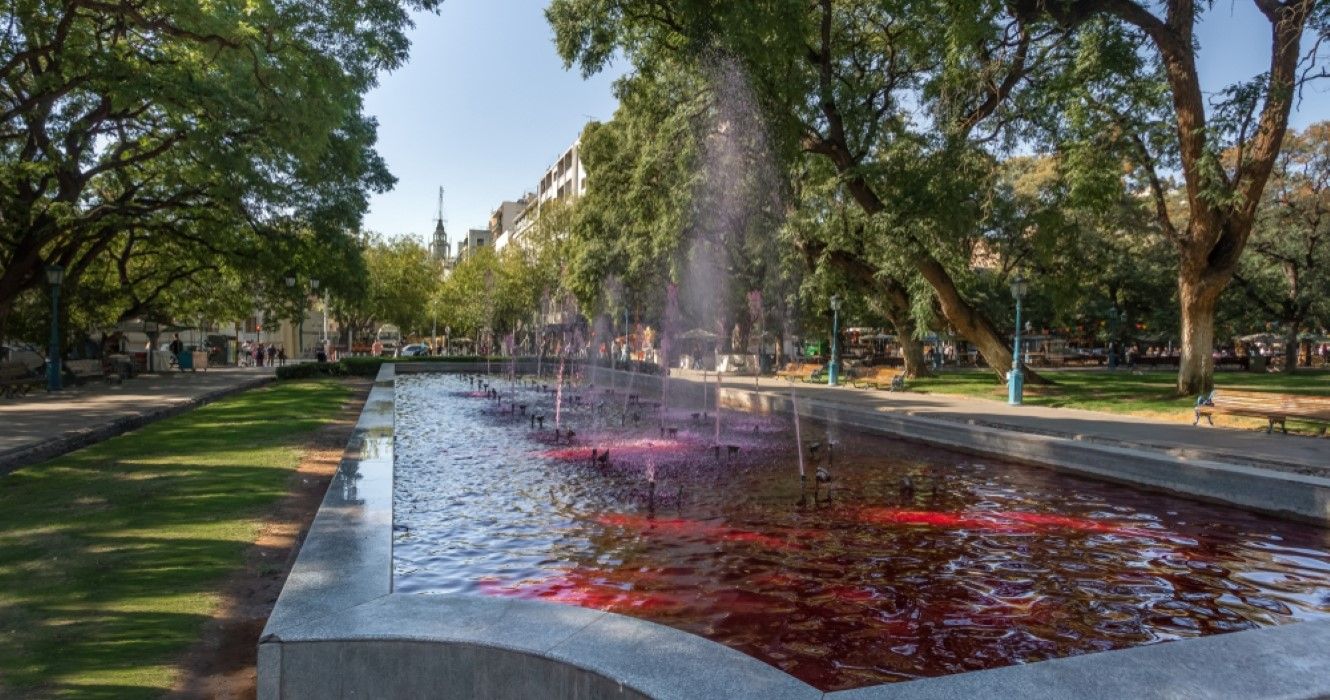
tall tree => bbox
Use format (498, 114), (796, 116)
(549, 0), (1074, 380)
(1231, 121), (1330, 372)
(1033, 0), (1328, 392)
(0, 0), (436, 342)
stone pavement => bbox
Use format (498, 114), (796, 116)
(672, 369), (1329, 475)
(0, 365), (276, 474)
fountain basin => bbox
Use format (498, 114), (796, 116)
(259, 363), (1330, 699)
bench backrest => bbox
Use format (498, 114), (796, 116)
(1212, 389), (1330, 420)
(0, 362), (33, 380)
(66, 359), (103, 375)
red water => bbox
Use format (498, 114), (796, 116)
(393, 374), (1330, 691)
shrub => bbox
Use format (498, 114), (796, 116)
(275, 361), (348, 380)
(339, 355), (499, 377)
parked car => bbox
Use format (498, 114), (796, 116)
(1, 343), (45, 372)
(399, 344), (430, 357)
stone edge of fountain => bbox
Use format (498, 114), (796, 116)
(258, 362), (1330, 700)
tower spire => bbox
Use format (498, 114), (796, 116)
(431, 186), (450, 262)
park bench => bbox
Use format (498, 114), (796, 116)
(776, 362), (824, 383)
(850, 366), (906, 392)
(0, 362), (43, 398)
(66, 359), (122, 386)
(1194, 389), (1330, 435)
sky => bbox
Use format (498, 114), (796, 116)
(361, 1), (1330, 242)
(361, 1), (625, 245)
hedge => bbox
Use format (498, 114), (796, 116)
(274, 361), (348, 380)
(339, 355), (504, 377)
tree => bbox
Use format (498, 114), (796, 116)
(0, 0), (437, 344)
(549, 0), (1078, 381)
(1230, 121), (1330, 371)
(333, 235), (438, 343)
(1033, 0), (1328, 392)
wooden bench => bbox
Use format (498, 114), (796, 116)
(1194, 389), (1330, 434)
(850, 366), (905, 391)
(776, 362), (824, 383)
(66, 359), (122, 386)
(0, 362), (43, 398)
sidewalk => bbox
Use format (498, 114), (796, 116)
(0, 366), (276, 474)
(672, 369), (1329, 476)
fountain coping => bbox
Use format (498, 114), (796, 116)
(260, 363), (1330, 699)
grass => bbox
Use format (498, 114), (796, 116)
(907, 368), (1330, 431)
(0, 379), (354, 699)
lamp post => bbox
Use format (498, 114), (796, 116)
(310, 279), (326, 357)
(144, 320), (160, 373)
(1008, 275), (1029, 405)
(828, 294), (842, 386)
(45, 265), (64, 391)
(286, 276), (298, 355)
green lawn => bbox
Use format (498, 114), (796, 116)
(0, 379), (354, 699)
(908, 368), (1330, 429)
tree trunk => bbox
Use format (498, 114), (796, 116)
(878, 279), (929, 379)
(897, 327), (927, 378)
(1176, 272), (1224, 394)
(1283, 319), (1301, 374)
(915, 256), (1049, 384)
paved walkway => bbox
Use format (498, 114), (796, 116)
(671, 370), (1329, 475)
(0, 366), (276, 473)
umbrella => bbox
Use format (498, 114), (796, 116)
(679, 328), (719, 341)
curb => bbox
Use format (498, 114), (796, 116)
(0, 375), (276, 476)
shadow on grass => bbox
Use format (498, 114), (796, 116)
(0, 380), (352, 697)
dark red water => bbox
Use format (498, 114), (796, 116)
(393, 373), (1330, 691)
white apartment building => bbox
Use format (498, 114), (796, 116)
(510, 136), (588, 245)
(538, 138), (587, 205)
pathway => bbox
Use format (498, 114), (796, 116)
(0, 366), (277, 473)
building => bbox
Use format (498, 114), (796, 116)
(490, 195), (532, 251)
(506, 136), (589, 248)
(537, 138), (587, 206)
(455, 228), (491, 262)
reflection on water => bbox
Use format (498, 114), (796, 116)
(393, 373), (1330, 691)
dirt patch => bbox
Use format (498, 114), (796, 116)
(167, 377), (372, 700)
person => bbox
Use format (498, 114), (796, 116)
(168, 334), (184, 371)
(255, 342), (264, 367)
(371, 339), (383, 357)
(266, 344), (277, 366)
(277, 346), (287, 366)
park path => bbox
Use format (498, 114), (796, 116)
(671, 370), (1328, 475)
(0, 366), (276, 474)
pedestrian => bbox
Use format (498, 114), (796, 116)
(255, 342), (264, 367)
(277, 346), (287, 366)
(169, 334), (184, 371)
(266, 344), (277, 366)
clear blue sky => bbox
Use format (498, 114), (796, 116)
(361, 2), (1329, 241)
(362, 1), (624, 244)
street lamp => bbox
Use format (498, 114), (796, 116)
(310, 278), (326, 355)
(44, 265), (64, 391)
(828, 294), (842, 386)
(1008, 275), (1029, 405)
(144, 319), (160, 373)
